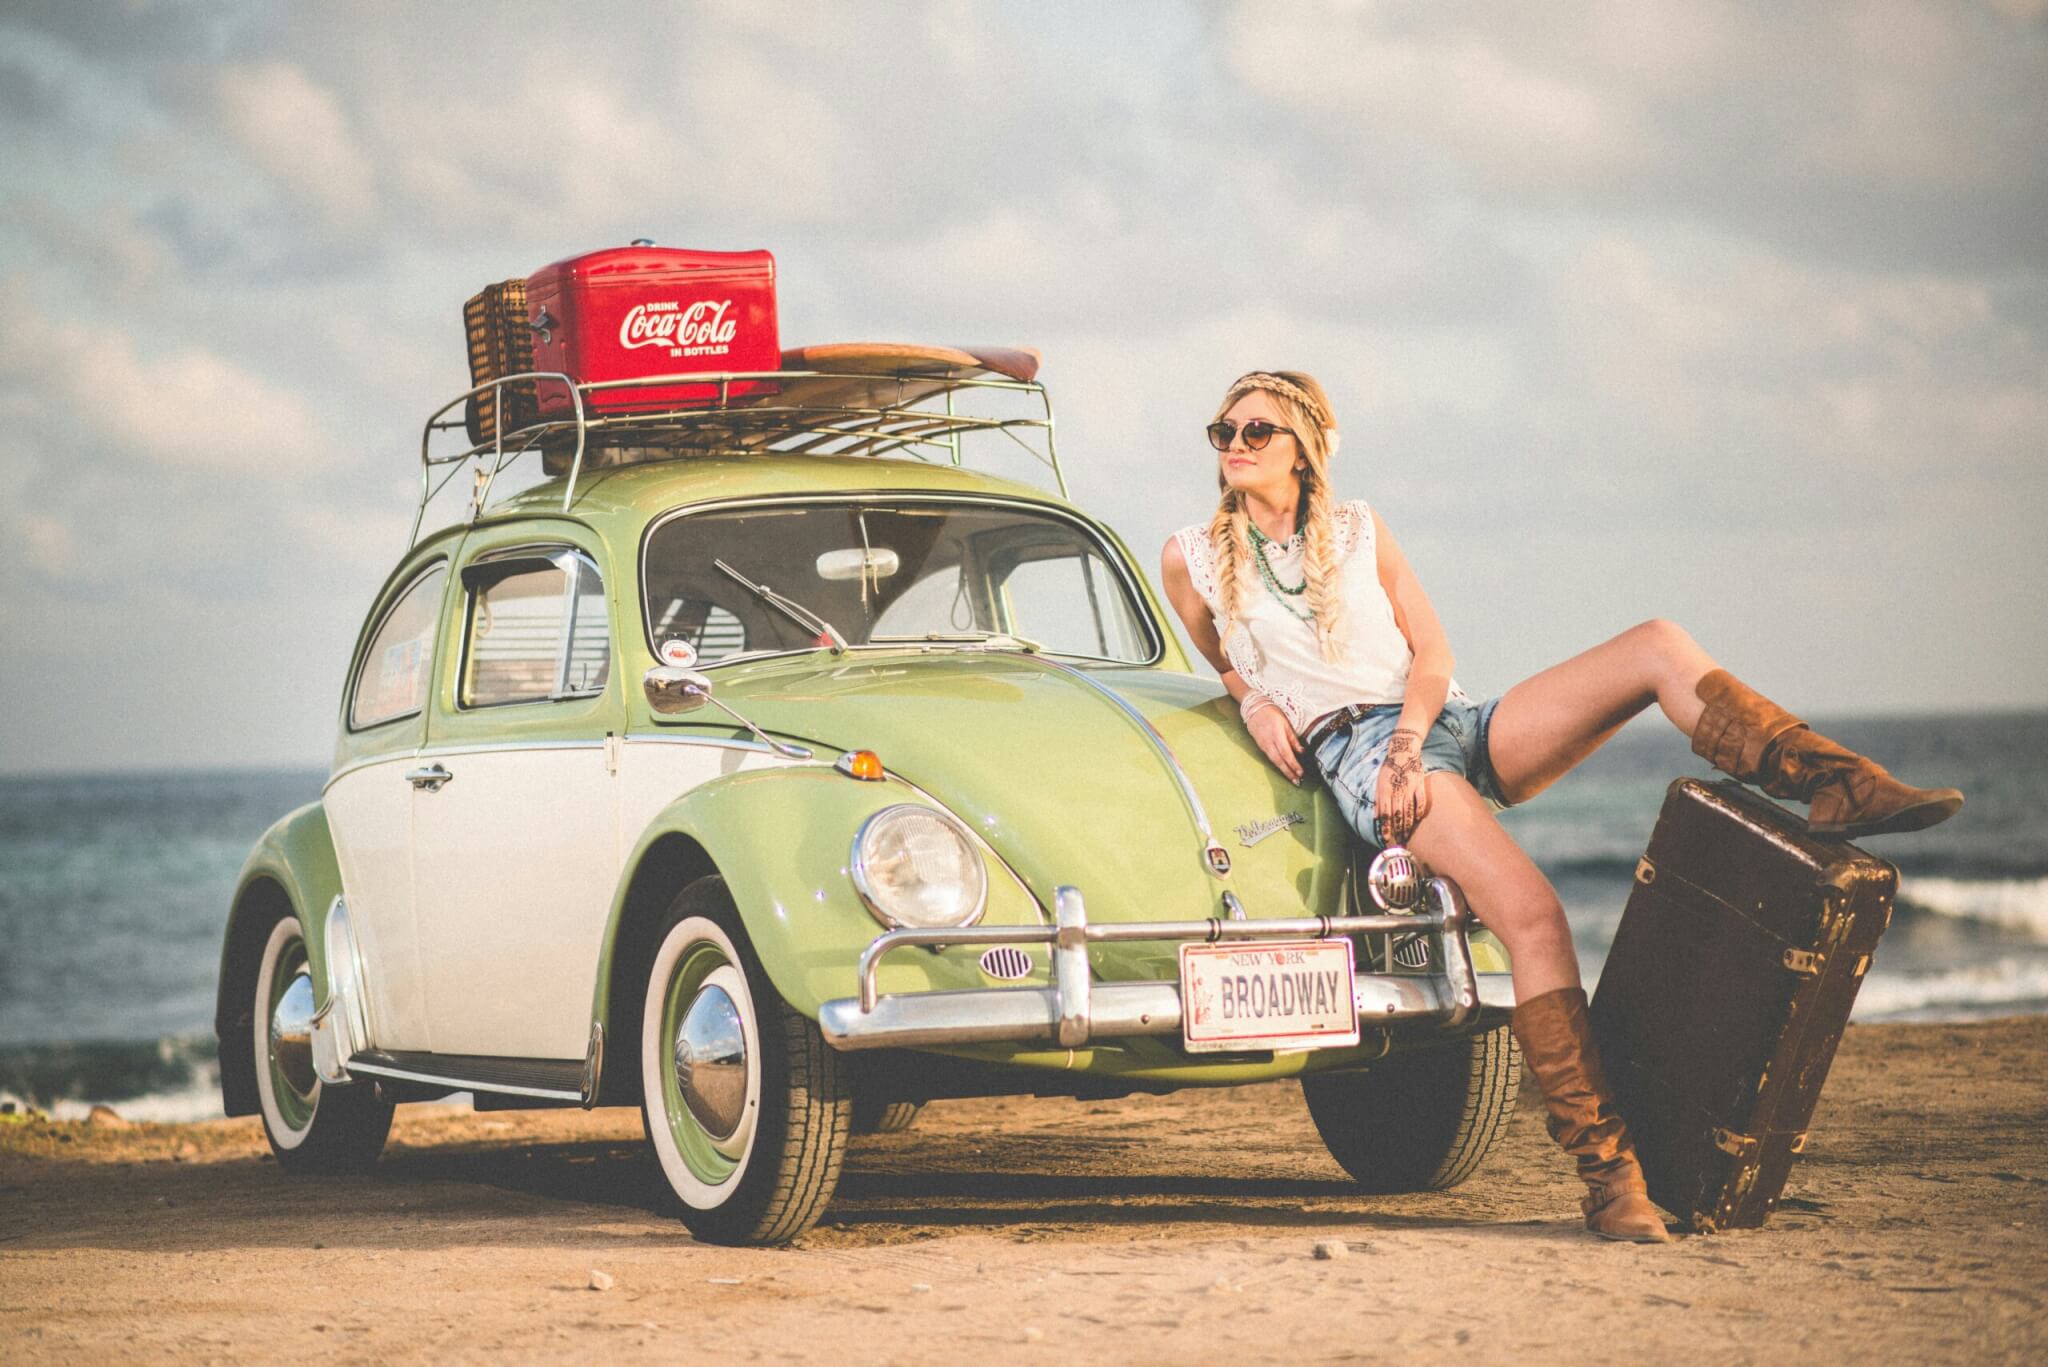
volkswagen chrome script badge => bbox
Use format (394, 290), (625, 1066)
(1235, 811), (1306, 848)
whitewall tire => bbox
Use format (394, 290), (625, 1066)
(252, 913), (392, 1170)
(638, 877), (850, 1245)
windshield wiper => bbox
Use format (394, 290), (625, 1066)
(868, 630), (1042, 653)
(714, 559), (849, 655)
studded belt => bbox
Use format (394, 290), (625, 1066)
(1299, 702), (1388, 753)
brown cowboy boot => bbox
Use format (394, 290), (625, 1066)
(1690, 670), (1963, 839)
(1512, 987), (1671, 1243)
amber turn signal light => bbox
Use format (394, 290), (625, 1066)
(835, 749), (885, 781)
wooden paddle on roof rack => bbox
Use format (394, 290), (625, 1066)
(778, 343), (1041, 382)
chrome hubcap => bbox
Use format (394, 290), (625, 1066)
(673, 984), (748, 1148)
(269, 970), (318, 1103)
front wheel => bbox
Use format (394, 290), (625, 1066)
(639, 877), (851, 1245)
(251, 914), (393, 1171)
(1302, 1024), (1521, 1192)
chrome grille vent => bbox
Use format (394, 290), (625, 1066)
(1391, 934), (1432, 971)
(979, 946), (1033, 980)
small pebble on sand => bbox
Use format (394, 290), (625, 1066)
(1313, 1240), (1347, 1260)
(910, 1282), (932, 1294)
(1023, 1326), (1044, 1342)
(86, 1105), (132, 1129)
(589, 1270), (615, 1292)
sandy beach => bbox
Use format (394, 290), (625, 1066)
(3, 1016), (2042, 1363)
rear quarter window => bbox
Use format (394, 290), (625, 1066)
(349, 564), (447, 729)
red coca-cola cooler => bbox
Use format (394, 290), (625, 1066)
(526, 244), (779, 415)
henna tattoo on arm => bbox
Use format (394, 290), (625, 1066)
(1381, 729), (1427, 844)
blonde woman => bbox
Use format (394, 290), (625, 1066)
(1160, 369), (1961, 1242)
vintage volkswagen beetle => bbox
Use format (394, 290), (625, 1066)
(215, 344), (1521, 1245)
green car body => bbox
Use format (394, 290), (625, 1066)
(217, 360), (1518, 1243)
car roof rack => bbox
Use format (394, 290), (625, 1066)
(411, 343), (1063, 550)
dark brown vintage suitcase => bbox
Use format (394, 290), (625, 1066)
(462, 278), (539, 447)
(1589, 777), (1898, 1232)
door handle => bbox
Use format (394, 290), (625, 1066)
(405, 764), (454, 792)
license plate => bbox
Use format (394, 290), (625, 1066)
(1178, 939), (1360, 1053)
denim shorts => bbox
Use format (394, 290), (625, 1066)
(1310, 695), (1510, 848)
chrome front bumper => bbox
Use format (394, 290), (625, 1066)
(818, 881), (1515, 1052)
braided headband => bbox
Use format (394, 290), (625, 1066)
(1226, 372), (1337, 447)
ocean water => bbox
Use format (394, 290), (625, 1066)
(1, 712), (2043, 1119)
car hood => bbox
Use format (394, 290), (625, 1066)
(705, 651), (1351, 939)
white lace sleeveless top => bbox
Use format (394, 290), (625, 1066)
(1173, 500), (1461, 731)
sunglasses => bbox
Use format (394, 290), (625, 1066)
(1206, 419), (1296, 452)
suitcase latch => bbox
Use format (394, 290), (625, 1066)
(1634, 857), (1657, 886)
(1781, 947), (1824, 976)
(1713, 1127), (1760, 1159)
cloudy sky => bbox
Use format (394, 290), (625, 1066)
(1, 0), (2043, 774)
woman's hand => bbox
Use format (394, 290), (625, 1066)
(1246, 702), (1306, 784)
(1374, 729), (1431, 845)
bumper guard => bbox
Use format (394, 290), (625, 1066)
(818, 880), (1514, 1052)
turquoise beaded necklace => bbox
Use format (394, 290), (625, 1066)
(1247, 508), (1315, 623)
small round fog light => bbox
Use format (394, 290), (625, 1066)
(1367, 846), (1425, 912)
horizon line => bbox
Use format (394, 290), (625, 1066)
(4, 701), (2046, 782)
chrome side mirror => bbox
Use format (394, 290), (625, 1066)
(644, 666), (712, 715)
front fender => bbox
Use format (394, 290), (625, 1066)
(214, 801), (345, 1116)
(593, 767), (1049, 1031)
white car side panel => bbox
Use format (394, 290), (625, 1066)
(617, 735), (791, 839)
(411, 744), (619, 1059)
(324, 757), (434, 1050)
(404, 735), (795, 1062)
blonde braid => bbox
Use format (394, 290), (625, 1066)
(1300, 462), (1347, 661)
(1208, 489), (1252, 650)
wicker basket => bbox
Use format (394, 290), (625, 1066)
(462, 278), (539, 447)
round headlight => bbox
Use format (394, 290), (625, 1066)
(851, 805), (988, 930)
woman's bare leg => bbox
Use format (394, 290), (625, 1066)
(1405, 774), (1579, 1002)
(1484, 619), (1718, 806)
(1406, 775), (1670, 1240)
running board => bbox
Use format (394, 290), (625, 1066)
(345, 1049), (586, 1103)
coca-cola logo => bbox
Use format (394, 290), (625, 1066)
(618, 300), (739, 356)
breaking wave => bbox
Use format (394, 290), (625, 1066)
(1854, 957), (2048, 1022)
(1896, 876), (2048, 941)
(0, 1035), (222, 1122)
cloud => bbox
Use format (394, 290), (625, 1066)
(214, 61), (379, 230)
(19, 513), (76, 576)
(1215, 0), (2047, 277)
(369, 30), (864, 243)
(0, 300), (339, 473)
(1553, 234), (2048, 484)
(1223, 1), (1655, 185)
(5, 196), (170, 293)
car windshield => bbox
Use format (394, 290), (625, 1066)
(643, 501), (1157, 665)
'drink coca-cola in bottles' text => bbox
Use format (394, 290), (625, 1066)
(619, 299), (741, 359)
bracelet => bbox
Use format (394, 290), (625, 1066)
(1239, 692), (1278, 725)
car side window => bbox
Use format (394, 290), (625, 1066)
(460, 549), (611, 708)
(349, 564), (447, 730)
(998, 550), (1149, 659)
